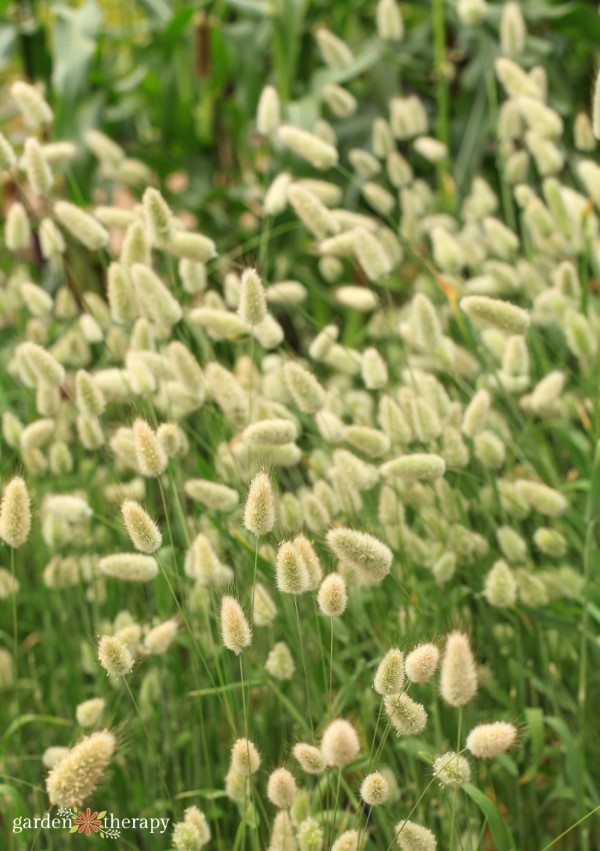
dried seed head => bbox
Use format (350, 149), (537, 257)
(394, 820), (437, 851)
(360, 771), (389, 806)
(297, 817), (323, 851)
(133, 419), (167, 477)
(266, 641), (295, 680)
(221, 595), (252, 654)
(321, 718), (360, 768)
(98, 553), (159, 582)
(433, 751), (471, 787)
(315, 28), (354, 69)
(276, 541), (310, 595)
(46, 730), (116, 807)
(440, 631), (478, 707)
(326, 528), (392, 581)
(19, 342), (65, 387)
(466, 721), (518, 758)
(144, 619), (178, 654)
(483, 560), (517, 607)
(75, 370), (106, 416)
(343, 425), (389, 458)
(461, 389), (490, 438)
(278, 125), (338, 170)
(332, 830), (360, 851)
(54, 202), (108, 251)
(130, 263), (182, 328)
(172, 821), (206, 851)
(231, 738), (261, 775)
(244, 472), (276, 536)
(289, 184), (341, 240)
(24, 137), (53, 196)
(267, 767), (297, 809)
(184, 479), (238, 512)
(121, 500), (162, 553)
(12, 81), (53, 127)
(98, 635), (134, 677)
(460, 295), (530, 334)
(142, 187), (174, 244)
(244, 419), (298, 447)
(238, 268), (267, 325)
(257, 84), (280, 135)
(75, 698), (105, 728)
(362, 347), (388, 389)
(107, 262), (137, 324)
(253, 582), (278, 626)
(374, 648), (405, 695)
(376, 0), (403, 41)
(384, 693), (428, 736)
(269, 811), (296, 849)
(317, 573), (347, 616)
(293, 742), (326, 775)
(0, 476), (31, 548)
(380, 453), (445, 482)
(293, 534), (323, 589)
(501, 1), (526, 57)
(6, 202), (31, 251)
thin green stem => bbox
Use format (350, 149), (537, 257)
(294, 596), (314, 739)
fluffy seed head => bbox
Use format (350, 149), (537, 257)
(440, 631), (478, 707)
(24, 137), (53, 196)
(184, 479), (238, 512)
(501, 1), (526, 57)
(144, 620), (178, 655)
(6, 202), (31, 251)
(315, 27), (354, 69)
(46, 731), (116, 807)
(19, 342), (65, 387)
(376, 0), (404, 41)
(265, 641), (295, 681)
(244, 419), (298, 446)
(98, 553), (158, 582)
(267, 767), (297, 808)
(54, 201), (108, 250)
(220, 596), (252, 654)
(326, 528), (392, 581)
(283, 362), (325, 414)
(276, 541), (310, 595)
(394, 819), (437, 851)
(11, 81), (53, 127)
(374, 648), (405, 695)
(0, 131), (16, 170)
(293, 742), (326, 774)
(466, 721), (518, 759)
(257, 84), (280, 135)
(321, 718), (360, 767)
(76, 698), (105, 728)
(460, 295), (530, 334)
(297, 817), (324, 851)
(384, 693), (428, 736)
(238, 268), (267, 325)
(0, 476), (31, 548)
(121, 500), (162, 553)
(432, 751), (471, 787)
(244, 472), (276, 536)
(230, 738), (261, 775)
(133, 419), (167, 477)
(514, 479), (567, 517)
(98, 635), (134, 677)
(381, 453), (445, 481)
(289, 184), (341, 240)
(332, 831), (360, 851)
(360, 771), (389, 806)
(130, 263), (182, 328)
(142, 187), (173, 244)
(317, 573), (347, 616)
(278, 125), (338, 170)
(484, 560), (517, 607)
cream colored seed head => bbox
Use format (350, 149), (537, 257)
(267, 767), (297, 809)
(244, 472), (276, 537)
(440, 631), (478, 707)
(46, 730), (116, 807)
(293, 742), (326, 775)
(374, 648), (405, 695)
(238, 267), (267, 326)
(317, 573), (347, 616)
(230, 738), (261, 775)
(0, 476), (31, 548)
(321, 718), (360, 767)
(121, 500), (162, 553)
(220, 595), (252, 654)
(466, 721), (518, 759)
(133, 419), (167, 477)
(98, 635), (134, 677)
(360, 771), (389, 806)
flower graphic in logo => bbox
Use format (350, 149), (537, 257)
(70, 808), (105, 836)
